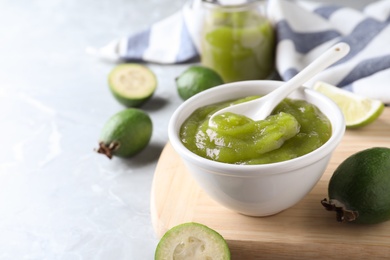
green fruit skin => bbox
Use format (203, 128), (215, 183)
(328, 147), (390, 224)
(176, 66), (224, 100)
(99, 108), (152, 158)
(109, 89), (153, 108)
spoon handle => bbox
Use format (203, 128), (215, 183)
(253, 42), (350, 120)
(284, 42), (350, 92)
(209, 42), (350, 125)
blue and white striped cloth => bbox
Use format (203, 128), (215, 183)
(269, 0), (390, 103)
(89, 0), (390, 103)
(87, 2), (202, 64)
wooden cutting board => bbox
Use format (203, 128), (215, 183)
(151, 107), (390, 259)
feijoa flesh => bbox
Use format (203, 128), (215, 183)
(96, 108), (152, 159)
(155, 222), (230, 260)
(322, 147), (390, 224)
(108, 63), (157, 107)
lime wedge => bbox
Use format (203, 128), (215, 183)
(155, 222), (230, 260)
(313, 81), (384, 128)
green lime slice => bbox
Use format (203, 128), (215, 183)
(155, 222), (230, 260)
(313, 81), (384, 128)
(108, 63), (157, 107)
(96, 108), (152, 159)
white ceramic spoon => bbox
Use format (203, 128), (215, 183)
(209, 42), (350, 126)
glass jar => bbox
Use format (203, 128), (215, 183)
(200, 0), (275, 83)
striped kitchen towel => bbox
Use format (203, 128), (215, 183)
(88, 0), (390, 103)
(268, 0), (390, 103)
(86, 0), (203, 64)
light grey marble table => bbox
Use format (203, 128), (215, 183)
(0, 0), (373, 259)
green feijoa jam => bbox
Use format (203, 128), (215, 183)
(179, 96), (331, 165)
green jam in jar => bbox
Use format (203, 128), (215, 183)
(201, 4), (275, 82)
(180, 96), (332, 165)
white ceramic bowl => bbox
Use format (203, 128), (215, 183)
(168, 80), (345, 216)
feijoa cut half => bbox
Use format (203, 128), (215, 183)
(322, 147), (390, 224)
(155, 222), (230, 260)
(108, 63), (157, 107)
(96, 108), (152, 159)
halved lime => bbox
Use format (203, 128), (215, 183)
(155, 222), (230, 260)
(313, 81), (384, 128)
(108, 63), (157, 107)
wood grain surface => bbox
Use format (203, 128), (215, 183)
(151, 108), (390, 259)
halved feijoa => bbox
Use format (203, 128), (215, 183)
(322, 147), (390, 224)
(96, 108), (152, 159)
(108, 63), (157, 107)
(155, 222), (230, 260)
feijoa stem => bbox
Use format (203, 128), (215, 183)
(321, 198), (359, 223)
(96, 141), (120, 159)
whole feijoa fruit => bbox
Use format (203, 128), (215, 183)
(322, 147), (390, 224)
(96, 108), (152, 159)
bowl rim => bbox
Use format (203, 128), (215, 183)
(168, 80), (345, 176)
